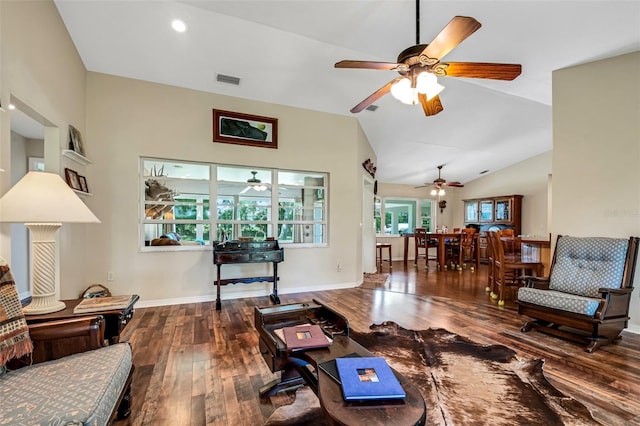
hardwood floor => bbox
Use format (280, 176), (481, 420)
(115, 262), (640, 426)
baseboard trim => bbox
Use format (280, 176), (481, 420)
(625, 324), (640, 335)
(134, 281), (358, 309)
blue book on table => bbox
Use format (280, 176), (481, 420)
(335, 356), (406, 401)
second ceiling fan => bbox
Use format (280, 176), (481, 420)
(334, 1), (522, 116)
(415, 165), (463, 196)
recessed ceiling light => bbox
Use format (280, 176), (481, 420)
(171, 19), (187, 33)
(8, 104), (15, 110)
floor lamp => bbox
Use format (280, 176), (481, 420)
(0, 171), (100, 314)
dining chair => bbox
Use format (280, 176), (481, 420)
(414, 228), (438, 269)
(457, 228), (478, 271)
(490, 230), (536, 306)
(500, 228), (519, 255)
(445, 228), (477, 271)
(485, 230), (496, 294)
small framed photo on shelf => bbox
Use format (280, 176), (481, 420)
(212, 109), (278, 149)
(68, 125), (86, 156)
(78, 175), (89, 193)
(64, 168), (82, 191)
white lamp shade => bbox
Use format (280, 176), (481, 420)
(390, 78), (419, 105)
(416, 72), (445, 101)
(0, 171), (100, 223)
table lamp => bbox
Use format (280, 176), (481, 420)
(0, 171), (100, 314)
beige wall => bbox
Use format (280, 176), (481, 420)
(552, 51), (640, 331)
(83, 72), (369, 305)
(0, 1), (372, 306)
(0, 0), (89, 297)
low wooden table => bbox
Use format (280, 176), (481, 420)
(308, 336), (426, 426)
(25, 295), (139, 344)
(255, 302), (426, 426)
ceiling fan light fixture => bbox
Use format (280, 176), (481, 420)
(416, 72), (444, 101)
(246, 171), (267, 191)
(431, 186), (446, 196)
(390, 78), (419, 105)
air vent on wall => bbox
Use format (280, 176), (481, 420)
(365, 105), (378, 112)
(216, 73), (241, 85)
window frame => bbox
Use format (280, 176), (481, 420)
(375, 196), (435, 236)
(140, 158), (328, 251)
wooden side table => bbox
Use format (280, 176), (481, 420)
(25, 295), (139, 344)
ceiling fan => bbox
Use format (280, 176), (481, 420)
(239, 171), (267, 194)
(334, 1), (522, 116)
(415, 165), (463, 195)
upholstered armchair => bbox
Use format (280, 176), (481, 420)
(1, 316), (134, 424)
(517, 235), (639, 352)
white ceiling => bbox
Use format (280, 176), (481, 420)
(51, 0), (639, 186)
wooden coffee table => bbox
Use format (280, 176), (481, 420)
(302, 336), (426, 426)
(254, 302), (426, 426)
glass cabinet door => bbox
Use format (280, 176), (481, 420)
(495, 199), (511, 222)
(480, 201), (494, 222)
(465, 201), (478, 222)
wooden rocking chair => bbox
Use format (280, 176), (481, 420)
(517, 235), (639, 352)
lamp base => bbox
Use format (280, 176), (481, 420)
(23, 298), (66, 315)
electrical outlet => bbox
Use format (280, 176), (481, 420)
(107, 272), (115, 281)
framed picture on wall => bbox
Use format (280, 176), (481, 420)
(64, 168), (82, 190)
(69, 125), (86, 156)
(212, 109), (278, 149)
(78, 175), (89, 193)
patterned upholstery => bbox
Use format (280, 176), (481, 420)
(518, 287), (602, 316)
(517, 236), (629, 316)
(0, 343), (131, 425)
(549, 236), (629, 297)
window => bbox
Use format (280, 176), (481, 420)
(142, 159), (210, 247)
(141, 158), (328, 249)
(375, 197), (434, 235)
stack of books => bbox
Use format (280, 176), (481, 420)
(320, 356), (406, 402)
(73, 295), (135, 313)
(278, 324), (332, 351)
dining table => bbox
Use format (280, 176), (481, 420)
(403, 232), (480, 271)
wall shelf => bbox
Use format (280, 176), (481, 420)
(62, 149), (92, 165)
(73, 189), (93, 197)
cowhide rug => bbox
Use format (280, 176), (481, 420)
(265, 321), (598, 426)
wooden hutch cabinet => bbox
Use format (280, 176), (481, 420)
(463, 195), (523, 262)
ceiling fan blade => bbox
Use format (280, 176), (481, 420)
(421, 16), (481, 61)
(445, 182), (464, 187)
(414, 185), (429, 189)
(418, 93), (444, 116)
(335, 60), (403, 70)
(350, 78), (401, 113)
(440, 62), (522, 80)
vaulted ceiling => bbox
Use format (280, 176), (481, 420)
(52, 0), (640, 186)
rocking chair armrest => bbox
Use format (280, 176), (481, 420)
(521, 276), (550, 289)
(598, 287), (633, 295)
